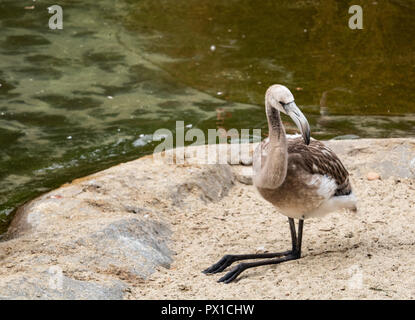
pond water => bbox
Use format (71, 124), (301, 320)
(1, 0), (414, 233)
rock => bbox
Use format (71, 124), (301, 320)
(367, 172), (381, 181)
(0, 153), (240, 299)
(227, 143), (255, 166)
(0, 273), (126, 300)
(171, 165), (234, 205)
(83, 218), (173, 278)
(255, 246), (266, 253)
(325, 139), (415, 179)
(331, 134), (360, 140)
(233, 166), (253, 185)
(240, 155), (253, 166)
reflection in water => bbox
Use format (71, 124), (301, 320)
(0, 0), (414, 233)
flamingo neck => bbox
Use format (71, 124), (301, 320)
(254, 102), (288, 189)
(265, 101), (286, 143)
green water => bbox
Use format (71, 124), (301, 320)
(1, 0), (414, 234)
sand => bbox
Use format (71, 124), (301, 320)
(1, 138), (414, 299)
(129, 175), (415, 299)
(126, 139), (415, 299)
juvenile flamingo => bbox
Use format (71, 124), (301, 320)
(203, 85), (357, 283)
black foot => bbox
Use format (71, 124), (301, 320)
(217, 263), (248, 284)
(203, 251), (293, 275)
(218, 253), (300, 284)
(203, 255), (235, 274)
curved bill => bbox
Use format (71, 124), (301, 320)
(283, 101), (311, 145)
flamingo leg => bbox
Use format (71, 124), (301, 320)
(203, 218), (304, 283)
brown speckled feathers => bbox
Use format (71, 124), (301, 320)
(287, 137), (352, 196)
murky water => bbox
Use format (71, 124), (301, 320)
(1, 0), (414, 233)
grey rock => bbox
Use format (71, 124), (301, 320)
(331, 134), (360, 140)
(233, 166), (254, 185)
(86, 218), (173, 278)
(325, 139), (415, 179)
(0, 273), (126, 300)
(172, 164), (234, 205)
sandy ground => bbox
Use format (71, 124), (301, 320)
(1, 139), (414, 299)
(128, 172), (415, 299)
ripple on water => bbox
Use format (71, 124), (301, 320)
(36, 95), (103, 110)
(2, 35), (51, 52)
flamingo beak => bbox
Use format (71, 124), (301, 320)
(284, 101), (311, 145)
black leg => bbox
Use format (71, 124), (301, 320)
(288, 218), (297, 252)
(297, 219), (304, 254)
(203, 218), (305, 282)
